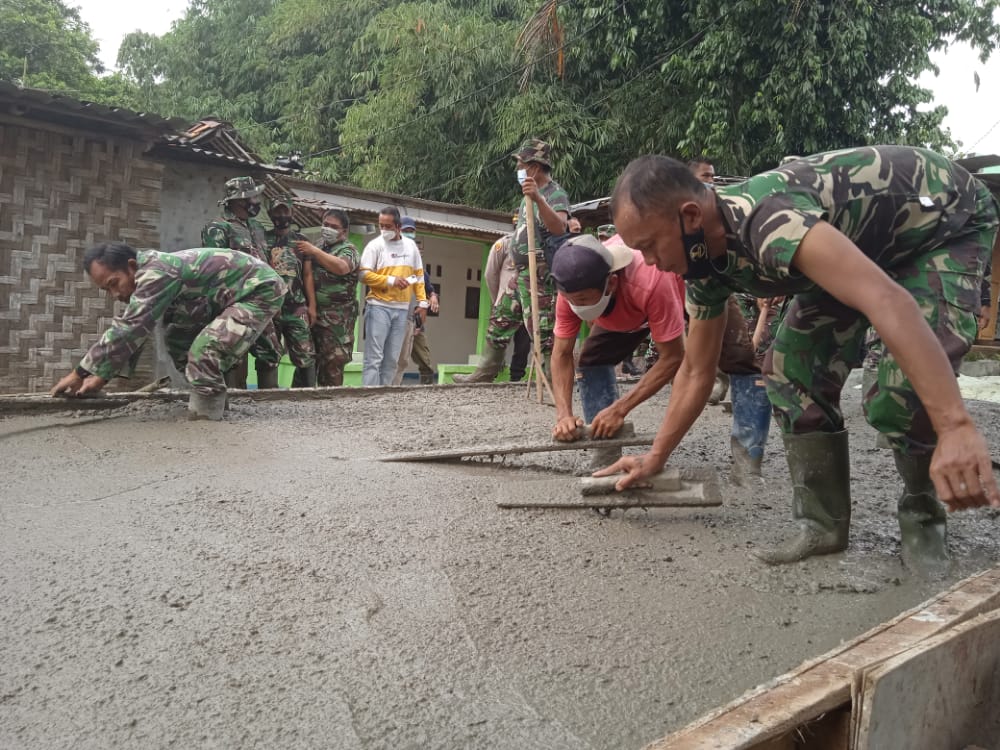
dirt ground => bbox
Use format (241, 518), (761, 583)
(2, 378), (999, 750)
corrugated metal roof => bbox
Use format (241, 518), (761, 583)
(0, 81), (186, 136)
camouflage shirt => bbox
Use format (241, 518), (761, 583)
(79, 249), (286, 380)
(511, 178), (571, 263)
(201, 207), (270, 264)
(265, 228), (310, 306)
(687, 146), (986, 319)
(313, 239), (361, 309)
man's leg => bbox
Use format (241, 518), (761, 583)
(278, 302), (316, 387)
(756, 291), (869, 564)
(314, 308), (356, 387)
(865, 191), (996, 572)
(391, 318), (416, 386)
(453, 285), (522, 383)
(379, 307), (409, 385)
(577, 327), (651, 469)
(186, 288), (283, 418)
(362, 304), (390, 386)
(515, 263), (557, 355)
(410, 330), (435, 383)
(509, 325), (531, 382)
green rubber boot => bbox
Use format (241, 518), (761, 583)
(893, 451), (950, 576)
(755, 430), (852, 565)
(188, 391), (226, 421)
(452, 345), (505, 384)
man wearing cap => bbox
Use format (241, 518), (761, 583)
(601, 146), (999, 574)
(550, 234), (686, 467)
(454, 138), (570, 383)
(295, 209), (361, 386)
(202, 176), (277, 388)
(263, 196), (317, 388)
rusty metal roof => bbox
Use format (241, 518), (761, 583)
(154, 118), (296, 174)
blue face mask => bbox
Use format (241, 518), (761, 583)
(402, 231), (416, 240)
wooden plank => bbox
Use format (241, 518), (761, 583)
(645, 568), (1000, 750)
(854, 610), (1000, 749)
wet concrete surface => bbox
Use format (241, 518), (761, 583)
(1, 382), (999, 749)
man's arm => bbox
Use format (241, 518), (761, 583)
(521, 180), (569, 236)
(791, 221), (998, 509)
(201, 221), (230, 249)
(551, 335), (582, 440)
(593, 314), (726, 488)
(589, 336), (685, 438)
(296, 240), (354, 275)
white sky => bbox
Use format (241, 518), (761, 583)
(73, 0), (1000, 156)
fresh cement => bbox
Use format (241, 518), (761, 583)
(1, 378), (999, 749)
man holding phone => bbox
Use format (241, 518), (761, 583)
(359, 207), (429, 385)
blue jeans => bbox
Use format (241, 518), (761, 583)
(363, 304), (409, 386)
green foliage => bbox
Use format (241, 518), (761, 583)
(0, 0), (103, 93)
(6, 0), (998, 209)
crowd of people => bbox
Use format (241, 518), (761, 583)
(50, 138), (999, 574)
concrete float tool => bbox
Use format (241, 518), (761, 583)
(496, 466), (723, 511)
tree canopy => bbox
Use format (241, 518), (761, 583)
(4, 0), (999, 209)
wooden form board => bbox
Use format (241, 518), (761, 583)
(645, 568), (1000, 750)
(852, 609), (1000, 750)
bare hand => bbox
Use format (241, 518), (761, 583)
(51, 371), (84, 396)
(393, 277), (410, 289)
(592, 453), (663, 491)
(521, 176), (540, 201)
(416, 307), (427, 324)
(308, 305), (317, 326)
(430, 294), (440, 314)
(930, 422), (999, 511)
(590, 406), (625, 439)
(294, 240), (319, 256)
(979, 310), (992, 331)
(552, 415), (584, 441)
(51, 372), (107, 397)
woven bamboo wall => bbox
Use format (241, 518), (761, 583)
(0, 121), (164, 393)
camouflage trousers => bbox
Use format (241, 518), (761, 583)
(274, 299), (315, 369)
(164, 287), (284, 395)
(486, 262), (555, 353)
(764, 184), (999, 455)
(313, 302), (357, 386)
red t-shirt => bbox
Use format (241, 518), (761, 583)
(554, 244), (685, 342)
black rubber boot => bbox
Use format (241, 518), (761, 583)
(293, 364), (317, 388)
(755, 430), (851, 565)
(893, 451), (950, 576)
(256, 365), (280, 389)
(453, 346), (505, 383)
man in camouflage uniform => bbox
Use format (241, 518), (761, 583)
(603, 146), (999, 574)
(51, 242), (285, 420)
(202, 176), (274, 388)
(295, 208), (361, 386)
(264, 196), (317, 388)
(454, 138), (571, 382)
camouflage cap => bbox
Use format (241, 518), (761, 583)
(511, 138), (552, 167)
(222, 176), (264, 202)
(268, 194), (295, 213)
(596, 224), (617, 239)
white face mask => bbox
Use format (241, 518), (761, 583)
(381, 229), (397, 242)
(568, 282), (613, 321)
(401, 231), (416, 241)
(321, 226), (341, 244)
